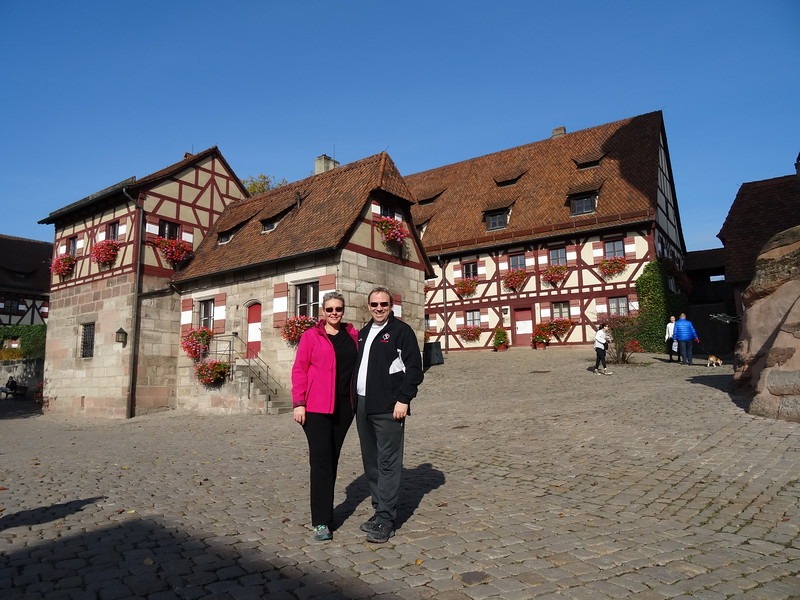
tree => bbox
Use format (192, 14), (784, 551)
(242, 173), (288, 195)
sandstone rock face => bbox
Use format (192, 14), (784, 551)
(734, 225), (800, 422)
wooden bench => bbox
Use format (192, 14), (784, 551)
(0, 385), (27, 400)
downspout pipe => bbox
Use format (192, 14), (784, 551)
(122, 187), (144, 419)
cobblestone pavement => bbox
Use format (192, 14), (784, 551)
(1, 347), (798, 599)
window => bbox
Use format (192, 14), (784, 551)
(1, 298), (18, 315)
(604, 240), (624, 259)
(296, 282), (319, 317)
(549, 247), (567, 266)
(199, 299), (215, 329)
(380, 204), (394, 218)
(569, 194), (596, 216)
(107, 221), (120, 241)
(67, 236), (78, 256)
(158, 220), (180, 240)
(465, 309), (481, 327)
(80, 323), (95, 358)
(508, 254), (525, 271)
(485, 210), (508, 231)
(262, 219), (276, 233)
(552, 301), (570, 319)
(462, 261), (478, 279)
(608, 296), (629, 316)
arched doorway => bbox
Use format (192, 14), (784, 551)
(246, 302), (262, 358)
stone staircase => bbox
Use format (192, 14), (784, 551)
(231, 360), (292, 415)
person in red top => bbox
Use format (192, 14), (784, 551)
(291, 291), (359, 542)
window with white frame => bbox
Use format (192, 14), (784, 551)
(199, 299), (214, 329)
(485, 210), (508, 231)
(604, 239), (624, 259)
(465, 309), (481, 327)
(569, 194), (596, 216)
(296, 282), (319, 317)
(508, 253), (525, 271)
(549, 247), (567, 266)
(462, 261), (478, 279)
(552, 301), (570, 319)
(608, 296), (629, 316)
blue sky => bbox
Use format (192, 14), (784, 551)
(1, 1), (798, 251)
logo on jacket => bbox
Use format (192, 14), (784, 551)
(380, 333), (391, 343)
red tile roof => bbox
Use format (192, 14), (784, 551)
(174, 152), (421, 282)
(406, 111), (665, 254)
(717, 174), (800, 283)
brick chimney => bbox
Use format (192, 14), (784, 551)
(551, 126), (566, 139)
(315, 154), (339, 174)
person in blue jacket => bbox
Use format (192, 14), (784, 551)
(672, 313), (699, 366)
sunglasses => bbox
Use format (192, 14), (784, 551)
(324, 306), (344, 314)
(369, 302), (390, 308)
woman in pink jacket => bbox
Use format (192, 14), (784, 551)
(291, 291), (359, 542)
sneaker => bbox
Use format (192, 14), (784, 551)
(365, 522), (395, 543)
(313, 524), (332, 542)
(360, 515), (378, 533)
(603, 370), (613, 375)
(594, 368), (601, 375)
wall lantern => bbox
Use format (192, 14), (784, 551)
(115, 328), (128, 347)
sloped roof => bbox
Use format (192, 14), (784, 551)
(0, 234), (53, 296)
(717, 173), (800, 283)
(683, 248), (725, 272)
(39, 147), (242, 225)
(174, 152), (417, 282)
(406, 111), (664, 254)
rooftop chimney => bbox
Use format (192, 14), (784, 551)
(551, 126), (566, 139)
(315, 154), (339, 174)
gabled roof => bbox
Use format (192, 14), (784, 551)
(683, 248), (725, 272)
(406, 111), (665, 254)
(717, 173), (800, 283)
(0, 234), (53, 296)
(174, 152), (418, 282)
(39, 147), (243, 225)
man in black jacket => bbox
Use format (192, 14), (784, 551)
(354, 286), (424, 543)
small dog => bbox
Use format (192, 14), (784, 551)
(707, 355), (723, 368)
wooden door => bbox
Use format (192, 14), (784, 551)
(513, 308), (533, 348)
(247, 303), (262, 358)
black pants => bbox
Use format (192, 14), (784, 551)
(666, 338), (681, 362)
(594, 347), (607, 370)
(356, 395), (405, 527)
(302, 396), (353, 527)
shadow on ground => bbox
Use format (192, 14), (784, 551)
(0, 399), (42, 421)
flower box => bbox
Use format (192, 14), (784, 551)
(598, 257), (627, 278)
(282, 315), (318, 345)
(459, 325), (482, 342)
(502, 269), (527, 291)
(549, 318), (573, 340)
(194, 360), (230, 386)
(181, 327), (213, 361)
(541, 264), (567, 286)
(454, 277), (479, 298)
(374, 216), (410, 245)
(531, 323), (552, 349)
(90, 239), (121, 267)
(51, 254), (76, 278)
(155, 237), (193, 268)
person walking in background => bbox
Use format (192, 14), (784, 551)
(291, 291), (359, 542)
(355, 286), (424, 543)
(672, 313), (699, 366)
(665, 315), (680, 363)
(593, 323), (612, 375)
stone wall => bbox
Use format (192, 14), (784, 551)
(0, 358), (44, 400)
(733, 225), (800, 422)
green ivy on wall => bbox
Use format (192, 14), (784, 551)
(0, 324), (46, 359)
(635, 260), (687, 352)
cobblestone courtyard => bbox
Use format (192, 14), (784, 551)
(1, 347), (798, 599)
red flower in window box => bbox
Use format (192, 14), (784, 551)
(194, 360), (230, 386)
(50, 254), (76, 278)
(454, 277), (479, 297)
(541, 265), (567, 286)
(549, 318), (573, 340)
(531, 323), (552, 348)
(90, 239), (121, 266)
(281, 315), (318, 346)
(155, 237), (193, 267)
(374, 216), (409, 245)
(181, 326), (213, 361)
(459, 325), (482, 342)
(598, 257), (627, 278)
(502, 269), (527, 291)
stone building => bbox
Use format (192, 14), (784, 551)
(0, 234), (52, 326)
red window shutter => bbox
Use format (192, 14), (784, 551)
(319, 274), (337, 294)
(180, 298), (194, 334)
(567, 244), (577, 268)
(569, 298), (581, 320)
(625, 237), (636, 260)
(537, 249), (548, 266)
(592, 241), (603, 264)
(213, 293), (227, 334)
(273, 283), (288, 328)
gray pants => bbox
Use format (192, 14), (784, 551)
(356, 395), (404, 527)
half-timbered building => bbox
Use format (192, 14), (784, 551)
(38, 147), (248, 417)
(407, 111), (685, 350)
(0, 234), (52, 326)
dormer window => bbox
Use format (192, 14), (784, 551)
(261, 219), (277, 233)
(218, 231), (233, 244)
(573, 151), (606, 170)
(485, 210), (508, 231)
(569, 194), (597, 216)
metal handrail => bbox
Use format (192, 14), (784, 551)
(211, 334), (283, 399)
